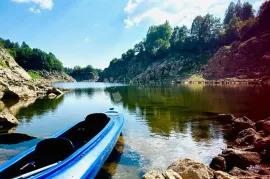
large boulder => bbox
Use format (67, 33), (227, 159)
(143, 169), (182, 179)
(235, 128), (262, 145)
(168, 158), (215, 179)
(220, 149), (261, 170)
(0, 111), (19, 126)
(142, 170), (165, 179)
(213, 114), (234, 124)
(210, 156), (226, 171)
(163, 169), (182, 179)
(256, 117), (270, 131)
(214, 171), (236, 179)
(229, 167), (260, 177)
(232, 117), (256, 132)
(46, 87), (64, 96)
(262, 121), (270, 136)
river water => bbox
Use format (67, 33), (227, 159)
(1, 83), (270, 178)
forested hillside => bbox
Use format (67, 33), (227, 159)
(0, 39), (63, 72)
(101, 0), (270, 83)
(65, 65), (102, 82)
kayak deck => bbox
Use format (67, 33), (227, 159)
(0, 113), (117, 179)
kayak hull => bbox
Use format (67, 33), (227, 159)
(0, 110), (124, 179)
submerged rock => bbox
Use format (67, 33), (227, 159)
(0, 133), (36, 144)
(168, 158), (215, 179)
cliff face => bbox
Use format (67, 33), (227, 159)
(0, 47), (37, 99)
(101, 53), (211, 83)
(0, 46), (64, 99)
(203, 33), (270, 82)
(29, 70), (76, 83)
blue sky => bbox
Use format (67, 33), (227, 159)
(0, 0), (265, 69)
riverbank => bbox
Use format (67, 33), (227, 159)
(143, 114), (270, 179)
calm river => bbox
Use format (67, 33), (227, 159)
(1, 83), (270, 178)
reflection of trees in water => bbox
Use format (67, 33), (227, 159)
(66, 88), (102, 99)
(15, 96), (65, 122)
(105, 84), (270, 141)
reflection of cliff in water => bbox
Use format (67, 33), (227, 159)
(1, 96), (64, 122)
(105, 84), (270, 139)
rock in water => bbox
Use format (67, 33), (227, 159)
(143, 170), (165, 179)
(143, 170), (182, 179)
(210, 156), (226, 171)
(214, 171), (236, 179)
(0, 111), (19, 126)
(162, 169), (182, 179)
(228, 167), (260, 177)
(263, 121), (270, 136)
(168, 158), (215, 179)
(235, 128), (262, 145)
(232, 117), (256, 132)
(220, 149), (261, 170)
(256, 117), (270, 131)
(0, 133), (36, 144)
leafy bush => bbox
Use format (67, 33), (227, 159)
(28, 71), (42, 79)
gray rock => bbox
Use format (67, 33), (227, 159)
(168, 158), (215, 179)
(0, 111), (19, 125)
(143, 170), (165, 179)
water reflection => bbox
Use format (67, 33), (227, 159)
(1, 83), (270, 179)
(105, 84), (270, 138)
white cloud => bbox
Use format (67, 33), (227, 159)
(123, 0), (251, 28)
(29, 6), (41, 14)
(12, 0), (53, 10)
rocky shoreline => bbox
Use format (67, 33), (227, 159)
(143, 114), (270, 179)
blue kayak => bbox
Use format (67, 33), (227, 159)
(0, 109), (124, 179)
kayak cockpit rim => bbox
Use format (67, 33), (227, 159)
(0, 113), (117, 179)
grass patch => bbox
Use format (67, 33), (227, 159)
(187, 74), (206, 82)
(224, 46), (231, 50)
(0, 61), (7, 68)
(28, 71), (42, 79)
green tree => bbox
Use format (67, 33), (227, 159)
(145, 21), (172, 56)
(224, 2), (236, 24)
(235, 0), (243, 18)
(242, 2), (254, 21)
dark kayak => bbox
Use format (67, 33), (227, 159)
(0, 109), (124, 179)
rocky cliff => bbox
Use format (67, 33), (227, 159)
(203, 33), (270, 83)
(29, 70), (76, 83)
(0, 46), (64, 99)
(101, 53), (211, 83)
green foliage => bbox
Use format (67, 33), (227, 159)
(145, 21), (172, 57)
(0, 61), (7, 68)
(224, 2), (236, 24)
(65, 65), (102, 81)
(224, 46), (231, 49)
(0, 38), (63, 71)
(28, 71), (42, 79)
